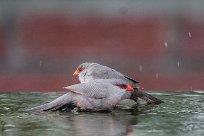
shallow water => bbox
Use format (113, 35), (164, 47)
(0, 91), (204, 136)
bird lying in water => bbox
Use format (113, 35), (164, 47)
(28, 79), (134, 112)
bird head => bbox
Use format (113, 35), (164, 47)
(73, 62), (97, 76)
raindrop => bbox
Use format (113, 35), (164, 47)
(155, 73), (159, 79)
(40, 60), (42, 66)
(139, 65), (143, 72)
(164, 41), (168, 47)
(188, 32), (192, 38)
(190, 86), (193, 91)
(177, 61), (180, 68)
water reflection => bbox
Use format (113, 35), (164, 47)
(0, 92), (204, 136)
(0, 110), (139, 136)
(0, 93), (142, 136)
(67, 112), (137, 136)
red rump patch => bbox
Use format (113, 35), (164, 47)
(115, 84), (134, 91)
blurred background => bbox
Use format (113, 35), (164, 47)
(0, 1), (204, 92)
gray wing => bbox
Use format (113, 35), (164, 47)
(27, 93), (73, 112)
(131, 88), (164, 104)
(89, 65), (162, 104)
(64, 81), (112, 99)
(81, 64), (162, 104)
(90, 65), (124, 79)
(87, 65), (139, 86)
(124, 76), (139, 84)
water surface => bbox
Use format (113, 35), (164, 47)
(0, 91), (204, 136)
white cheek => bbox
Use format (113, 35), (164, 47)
(78, 74), (84, 83)
(78, 72), (87, 83)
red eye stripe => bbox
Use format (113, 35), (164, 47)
(115, 84), (134, 91)
(115, 84), (121, 88)
(78, 67), (84, 72)
(115, 84), (127, 89)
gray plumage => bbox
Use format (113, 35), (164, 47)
(65, 79), (131, 111)
(77, 63), (139, 88)
(28, 63), (163, 112)
(75, 62), (163, 104)
(27, 93), (74, 112)
(28, 79), (131, 112)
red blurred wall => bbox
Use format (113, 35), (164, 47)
(0, 2), (204, 92)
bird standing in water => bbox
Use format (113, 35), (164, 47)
(73, 62), (163, 104)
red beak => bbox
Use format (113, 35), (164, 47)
(73, 69), (80, 76)
(126, 85), (134, 91)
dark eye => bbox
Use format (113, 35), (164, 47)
(78, 67), (83, 72)
(115, 84), (127, 89)
(120, 84), (127, 89)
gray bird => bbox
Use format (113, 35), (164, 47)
(28, 79), (134, 112)
(73, 62), (163, 104)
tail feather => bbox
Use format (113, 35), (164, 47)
(27, 103), (51, 112)
(27, 93), (74, 112)
(131, 88), (163, 104)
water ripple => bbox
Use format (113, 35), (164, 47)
(0, 91), (204, 136)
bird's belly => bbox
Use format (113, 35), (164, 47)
(87, 97), (121, 111)
(73, 96), (112, 111)
(73, 94), (123, 111)
(73, 96), (93, 110)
